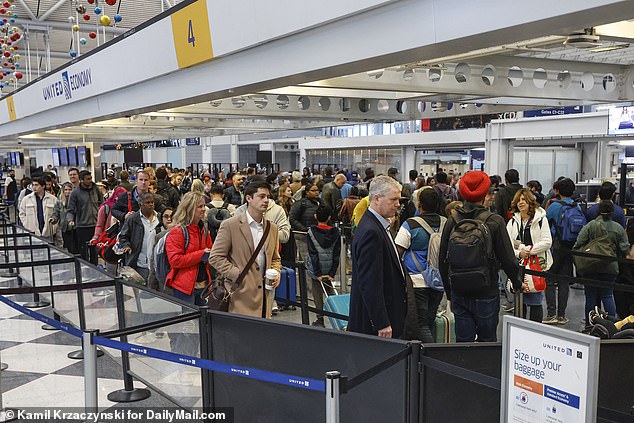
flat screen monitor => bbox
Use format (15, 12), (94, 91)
(608, 106), (634, 135)
(77, 146), (90, 167)
(52, 148), (60, 166)
(59, 148), (69, 166)
(5, 152), (9, 165)
(68, 147), (77, 166)
(17, 152), (23, 166)
(10, 152), (16, 165)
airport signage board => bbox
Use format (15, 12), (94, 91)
(500, 316), (599, 423)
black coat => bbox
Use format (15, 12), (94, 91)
(118, 211), (161, 267)
(348, 210), (407, 338)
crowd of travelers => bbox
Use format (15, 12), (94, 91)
(4, 161), (634, 342)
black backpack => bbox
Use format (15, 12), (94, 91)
(433, 185), (454, 217)
(207, 202), (231, 241)
(446, 209), (497, 296)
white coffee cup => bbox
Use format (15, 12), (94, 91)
(265, 268), (279, 291)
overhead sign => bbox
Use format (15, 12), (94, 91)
(500, 316), (600, 423)
(185, 137), (201, 146)
(523, 106), (582, 118)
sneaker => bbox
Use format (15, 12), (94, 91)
(311, 318), (325, 327)
(542, 315), (558, 324)
(502, 304), (515, 313)
(557, 316), (569, 325)
(271, 305), (279, 315)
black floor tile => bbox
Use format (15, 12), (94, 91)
(0, 370), (45, 392)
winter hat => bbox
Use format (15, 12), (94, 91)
(458, 171), (490, 203)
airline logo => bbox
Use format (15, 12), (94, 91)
(42, 68), (92, 102)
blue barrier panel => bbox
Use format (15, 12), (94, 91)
(0, 295), (83, 337)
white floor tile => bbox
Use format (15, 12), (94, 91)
(0, 301), (22, 319)
(0, 318), (53, 343)
(1, 342), (79, 373)
(3, 374), (142, 409)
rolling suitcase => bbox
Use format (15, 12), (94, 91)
(434, 310), (456, 343)
(324, 294), (350, 331)
(275, 266), (297, 309)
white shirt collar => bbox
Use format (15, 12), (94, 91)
(246, 210), (263, 226)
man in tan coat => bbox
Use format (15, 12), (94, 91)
(210, 180), (282, 318)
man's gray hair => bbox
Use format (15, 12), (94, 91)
(369, 175), (402, 199)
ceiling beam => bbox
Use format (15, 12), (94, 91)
(16, 0), (37, 21)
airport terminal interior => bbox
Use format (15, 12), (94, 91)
(0, 0), (632, 422)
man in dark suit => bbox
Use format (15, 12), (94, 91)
(349, 175), (407, 338)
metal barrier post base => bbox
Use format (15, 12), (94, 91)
(107, 387), (151, 403)
(22, 300), (50, 309)
(41, 324), (58, 331)
(0, 271), (17, 278)
(0, 363), (6, 371)
(326, 371), (341, 423)
(68, 348), (105, 360)
(0, 409), (18, 422)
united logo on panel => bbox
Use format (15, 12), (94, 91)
(42, 67), (93, 101)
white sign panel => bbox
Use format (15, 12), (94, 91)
(500, 316), (600, 423)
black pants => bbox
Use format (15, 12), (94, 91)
(414, 287), (444, 343)
(75, 226), (97, 265)
(546, 240), (574, 318)
(62, 230), (78, 254)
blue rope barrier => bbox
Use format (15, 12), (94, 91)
(0, 295), (83, 337)
(0, 294), (326, 393)
(93, 335), (326, 393)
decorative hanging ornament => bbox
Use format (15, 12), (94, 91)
(94, 6), (101, 15)
(105, 0), (116, 5)
(68, 16), (75, 23)
(99, 15), (110, 26)
(76, 5), (86, 14)
(113, 14), (122, 23)
(69, 50), (77, 57)
(8, 78), (13, 83)
(72, 24), (79, 32)
(83, 13), (90, 21)
(87, 0), (94, 4)
(79, 38), (86, 45)
(88, 31), (96, 39)
(3, 2), (9, 8)
(2, 51), (8, 57)
(0, 9), (5, 14)
(13, 71), (21, 79)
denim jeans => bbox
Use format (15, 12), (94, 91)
(452, 295), (500, 342)
(583, 273), (617, 324)
(414, 288), (444, 343)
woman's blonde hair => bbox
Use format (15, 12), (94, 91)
(191, 179), (205, 194)
(510, 188), (538, 216)
(277, 182), (293, 215)
(173, 191), (205, 226)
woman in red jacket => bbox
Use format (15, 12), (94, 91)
(165, 191), (212, 305)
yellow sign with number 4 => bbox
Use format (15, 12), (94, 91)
(171, 0), (213, 69)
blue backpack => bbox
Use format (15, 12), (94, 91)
(555, 200), (586, 242)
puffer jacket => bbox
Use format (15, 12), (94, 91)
(574, 217), (630, 275)
(289, 197), (321, 232)
(307, 224), (341, 277)
(165, 222), (213, 295)
(506, 207), (553, 270)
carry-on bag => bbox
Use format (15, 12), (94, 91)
(275, 266), (297, 309)
(434, 309), (456, 343)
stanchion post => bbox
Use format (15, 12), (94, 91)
(106, 277), (151, 402)
(68, 259), (103, 359)
(83, 329), (98, 413)
(41, 242), (61, 330)
(325, 371), (341, 423)
(514, 292), (524, 319)
(199, 306), (213, 411)
(296, 258), (310, 325)
(23, 234), (49, 308)
(0, 218), (17, 278)
(338, 228), (347, 294)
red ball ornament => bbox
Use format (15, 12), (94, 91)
(2, 2), (9, 8)
(14, 71), (21, 79)
(0, 75), (4, 80)
(9, 65), (13, 70)
(2, 19), (6, 23)
(6, 41), (10, 45)
(105, 0), (116, 5)
(2, 51), (8, 57)
(2, 62), (7, 67)
(83, 13), (90, 20)
(89, 31), (96, 39)
(12, 45), (17, 50)
(0, 9), (5, 14)
(87, 0), (94, 3)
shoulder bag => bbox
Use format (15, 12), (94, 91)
(203, 221), (271, 311)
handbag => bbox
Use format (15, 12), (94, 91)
(522, 255), (546, 293)
(203, 221), (271, 311)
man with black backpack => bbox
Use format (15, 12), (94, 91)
(439, 170), (520, 342)
(206, 186), (235, 241)
(543, 177), (586, 325)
